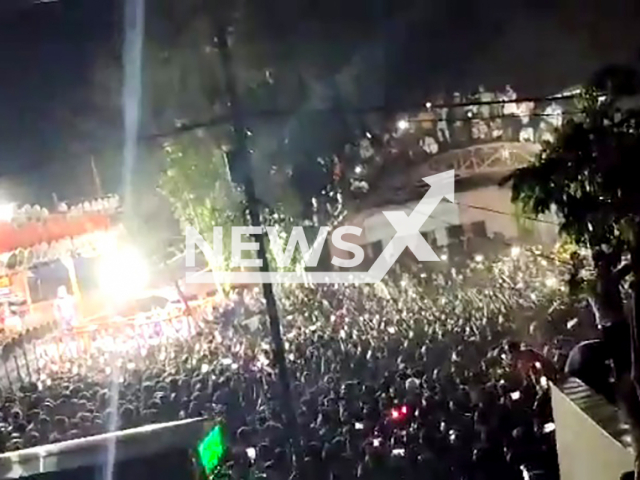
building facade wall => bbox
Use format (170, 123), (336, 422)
(330, 182), (558, 263)
(551, 383), (634, 480)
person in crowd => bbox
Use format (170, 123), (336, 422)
(420, 135), (439, 155)
(519, 124), (535, 143)
(490, 117), (504, 140)
(53, 286), (77, 333)
(516, 100), (535, 127)
(451, 92), (468, 144)
(565, 337), (616, 402)
(435, 97), (450, 144)
(471, 117), (490, 141)
(392, 83), (565, 153)
(416, 104), (437, 134)
(501, 85), (518, 114)
(358, 138), (375, 160)
(1, 302), (22, 335)
(506, 340), (558, 382)
(543, 102), (563, 129)
(500, 85), (519, 140)
(476, 85), (494, 120)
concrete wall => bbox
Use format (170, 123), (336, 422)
(551, 383), (634, 480)
(360, 200), (460, 247)
(457, 185), (558, 244)
(331, 183), (558, 261)
(457, 186), (519, 239)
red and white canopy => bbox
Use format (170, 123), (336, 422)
(0, 195), (121, 271)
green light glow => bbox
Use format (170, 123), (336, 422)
(197, 425), (226, 475)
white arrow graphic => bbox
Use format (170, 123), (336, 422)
(366, 169), (455, 282)
(185, 170), (455, 285)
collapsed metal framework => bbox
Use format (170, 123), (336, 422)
(365, 142), (540, 210)
(417, 141), (541, 179)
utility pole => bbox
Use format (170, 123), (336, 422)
(215, 25), (301, 460)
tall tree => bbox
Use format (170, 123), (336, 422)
(157, 131), (307, 271)
(506, 64), (640, 477)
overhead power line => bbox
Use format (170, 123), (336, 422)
(368, 197), (560, 228)
(0, 91), (589, 204)
(426, 211), (570, 266)
(453, 201), (560, 227)
(143, 92), (585, 141)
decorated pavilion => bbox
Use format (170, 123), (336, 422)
(0, 196), (121, 330)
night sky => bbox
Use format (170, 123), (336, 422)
(0, 0), (639, 203)
(0, 0), (117, 203)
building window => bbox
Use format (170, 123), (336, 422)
(446, 225), (464, 243)
(470, 221), (488, 238)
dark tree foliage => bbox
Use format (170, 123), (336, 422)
(507, 64), (640, 476)
(509, 88), (640, 251)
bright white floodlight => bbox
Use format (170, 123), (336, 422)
(396, 118), (410, 131)
(0, 204), (14, 222)
(98, 247), (149, 299)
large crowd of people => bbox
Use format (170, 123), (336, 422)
(345, 85), (571, 198)
(408, 85), (566, 149)
(0, 247), (596, 479)
(352, 85), (568, 176)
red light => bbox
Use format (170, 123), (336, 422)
(391, 406), (409, 420)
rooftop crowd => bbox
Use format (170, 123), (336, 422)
(352, 85), (568, 167)
(0, 248), (595, 479)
